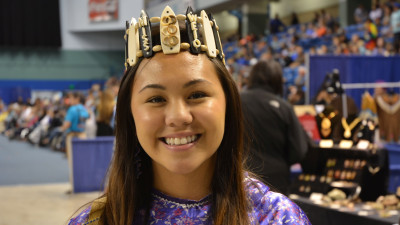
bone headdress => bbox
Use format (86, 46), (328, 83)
(124, 6), (225, 69)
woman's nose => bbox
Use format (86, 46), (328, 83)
(165, 100), (193, 127)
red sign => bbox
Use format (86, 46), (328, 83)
(298, 114), (321, 141)
(89, 0), (119, 22)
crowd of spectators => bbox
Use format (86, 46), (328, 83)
(0, 77), (119, 153)
(223, 1), (400, 105)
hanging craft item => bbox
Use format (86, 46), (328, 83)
(361, 91), (377, 114)
(375, 93), (400, 142)
(341, 117), (361, 139)
(319, 112), (336, 138)
(376, 94), (400, 114)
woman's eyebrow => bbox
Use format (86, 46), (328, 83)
(139, 79), (212, 93)
(139, 84), (166, 93)
(183, 79), (212, 88)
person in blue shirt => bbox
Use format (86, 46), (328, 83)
(59, 91), (90, 190)
(270, 13), (286, 34)
(60, 92), (89, 134)
(58, 92), (89, 154)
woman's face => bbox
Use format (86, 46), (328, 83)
(131, 52), (226, 177)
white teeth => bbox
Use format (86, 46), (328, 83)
(181, 137), (187, 144)
(165, 135), (198, 146)
(174, 138), (180, 145)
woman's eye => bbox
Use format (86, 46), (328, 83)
(147, 96), (165, 103)
(189, 92), (207, 99)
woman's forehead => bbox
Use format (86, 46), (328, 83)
(137, 51), (207, 71)
(133, 52), (218, 86)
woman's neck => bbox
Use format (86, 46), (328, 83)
(152, 157), (215, 201)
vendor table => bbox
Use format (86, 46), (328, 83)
(293, 196), (399, 225)
(297, 145), (389, 201)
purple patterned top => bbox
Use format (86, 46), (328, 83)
(69, 177), (311, 225)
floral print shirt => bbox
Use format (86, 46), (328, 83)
(69, 178), (311, 225)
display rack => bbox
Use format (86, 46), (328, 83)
(341, 81), (400, 118)
(292, 145), (389, 202)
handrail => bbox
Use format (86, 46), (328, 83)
(342, 82), (400, 89)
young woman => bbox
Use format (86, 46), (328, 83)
(69, 6), (311, 225)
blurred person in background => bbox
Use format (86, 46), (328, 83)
(0, 97), (4, 109)
(58, 92), (90, 192)
(354, 4), (368, 24)
(288, 85), (305, 105)
(315, 18), (327, 37)
(372, 37), (389, 56)
(39, 107), (63, 147)
(95, 89), (115, 136)
(105, 76), (120, 100)
(312, 11), (320, 24)
(365, 18), (378, 50)
(305, 22), (316, 38)
(381, 4), (393, 37)
(3, 103), (21, 137)
(290, 12), (299, 25)
(270, 35), (281, 52)
(385, 40), (395, 54)
(85, 84), (101, 111)
(27, 106), (55, 145)
(0, 101), (7, 133)
(317, 44), (329, 55)
(294, 66), (307, 89)
(325, 12), (336, 32)
(270, 13), (286, 34)
(330, 36), (341, 53)
(56, 92), (89, 152)
(104, 76), (120, 130)
(85, 84), (102, 138)
(5, 102), (41, 140)
(370, 3), (383, 25)
(391, 2), (400, 53)
(241, 60), (309, 194)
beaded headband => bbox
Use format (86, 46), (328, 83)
(124, 6), (225, 69)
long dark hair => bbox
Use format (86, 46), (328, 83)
(247, 60), (284, 96)
(99, 18), (249, 225)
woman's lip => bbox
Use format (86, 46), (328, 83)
(162, 141), (196, 151)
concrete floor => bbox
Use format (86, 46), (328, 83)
(0, 136), (102, 225)
(0, 136), (69, 185)
(0, 183), (102, 225)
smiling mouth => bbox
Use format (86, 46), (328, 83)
(163, 135), (200, 146)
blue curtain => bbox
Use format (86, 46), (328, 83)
(309, 56), (400, 108)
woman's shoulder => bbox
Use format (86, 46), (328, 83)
(68, 197), (106, 225)
(68, 206), (91, 225)
(245, 177), (311, 225)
